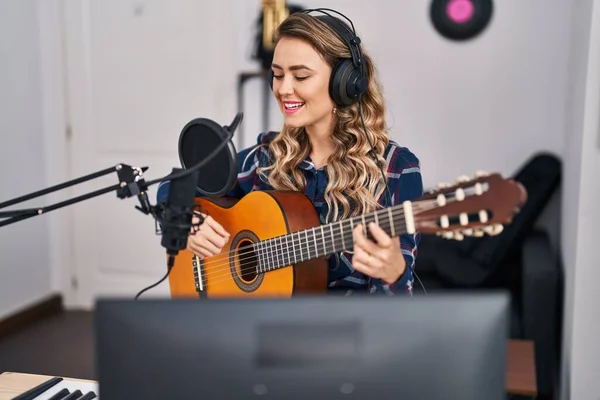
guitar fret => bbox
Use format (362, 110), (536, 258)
(320, 226), (326, 256)
(304, 229), (310, 260)
(280, 237), (284, 267)
(350, 218), (355, 250)
(278, 237), (283, 270)
(291, 232), (297, 264)
(278, 237), (283, 268)
(257, 241), (263, 272)
(298, 231), (304, 262)
(282, 235), (292, 266)
(255, 242), (262, 273)
(388, 208), (395, 237)
(278, 236), (284, 267)
(361, 215), (366, 236)
(268, 239), (274, 271)
(329, 224), (336, 253)
(311, 227), (317, 258)
(279, 236), (284, 268)
(339, 221), (345, 249)
(264, 241), (270, 271)
(263, 239), (269, 272)
(284, 235), (289, 266)
(271, 238), (279, 268)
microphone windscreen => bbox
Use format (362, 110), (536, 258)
(178, 118), (238, 197)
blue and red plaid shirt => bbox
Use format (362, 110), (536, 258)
(157, 131), (423, 295)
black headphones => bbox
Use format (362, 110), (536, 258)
(268, 8), (369, 107)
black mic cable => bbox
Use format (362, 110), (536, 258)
(134, 167), (199, 300)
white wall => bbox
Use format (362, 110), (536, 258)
(560, 0), (591, 397)
(561, 0), (600, 398)
(0, 0), (54, 319)
(234, 0), (570, 190)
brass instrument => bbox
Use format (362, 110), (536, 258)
(262, 0), (289, 50)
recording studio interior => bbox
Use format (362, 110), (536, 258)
(0, 0), (598, 399)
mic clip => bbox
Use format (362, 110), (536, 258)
(115, 164), (152, 215)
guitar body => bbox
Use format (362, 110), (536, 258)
(168, 191), (328, 298)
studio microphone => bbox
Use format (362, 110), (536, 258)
(160, 167), (199, 268)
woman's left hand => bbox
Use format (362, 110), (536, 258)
(352, 222), (406, 284)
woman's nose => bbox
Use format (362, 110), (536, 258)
(278, 76), (294, 96)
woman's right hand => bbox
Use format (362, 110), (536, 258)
(186, 213), (230, 259)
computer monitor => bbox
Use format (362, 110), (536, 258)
(94, 292), (510, 400)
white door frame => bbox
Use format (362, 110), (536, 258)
(56, 0), (240, 308)
(38, 0), (78, 308)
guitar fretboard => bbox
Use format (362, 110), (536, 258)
(253, 202), (414, 272)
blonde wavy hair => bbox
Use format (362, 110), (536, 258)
(260, 13), (389, 222)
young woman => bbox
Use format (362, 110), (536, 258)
(158, 10), (423, 295)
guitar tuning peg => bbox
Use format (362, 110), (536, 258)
(474, 170), (489, 178)
(492, 224), (504, 235)
(483, 226), (492, 235)
(437, 182), (451, 189)
(462, 228), (474, 236)
(455, 175), (470, 183)
(453, 231), (464, 241)
(473, 229), (485, 237)
(442, 231), (454, 240)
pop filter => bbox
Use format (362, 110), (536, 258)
(177, 114), (241, 197)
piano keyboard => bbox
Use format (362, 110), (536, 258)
(12, 376), (99, 400)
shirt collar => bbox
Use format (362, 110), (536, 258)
(299, 155), (328, 172)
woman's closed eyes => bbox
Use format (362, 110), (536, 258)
(272, 73), (309, 81)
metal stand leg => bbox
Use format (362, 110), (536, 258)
(236, 70), (270, 146)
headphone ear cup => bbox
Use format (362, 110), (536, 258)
(330, 59), (359, 107)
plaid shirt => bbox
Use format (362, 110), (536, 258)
(157, 131), (423, 295)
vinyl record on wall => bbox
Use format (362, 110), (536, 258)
(430, 0), (493, 41)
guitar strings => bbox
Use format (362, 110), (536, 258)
(191, 199), (435, 272)
(190, 213), (413, 289)
(192, 201), (430, 270)
(182, 200), (439, 288)
(183, 207), (425, 289)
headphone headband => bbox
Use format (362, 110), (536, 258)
(300, 8), (365, 76)
(269, 8), (369, 106)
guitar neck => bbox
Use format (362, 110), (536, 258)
(254, 202), (414, 273)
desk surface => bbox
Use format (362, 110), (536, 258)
(0, 339), (537, 399)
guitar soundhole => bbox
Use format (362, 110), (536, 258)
(238, 239), (258, 283)
(230, 230), (264, 293)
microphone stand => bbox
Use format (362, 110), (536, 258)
(0, 112), (244, 228)
(0, 112), (243, 299)
(0, 164), (153, 228)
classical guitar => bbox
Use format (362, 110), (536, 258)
(167, 171), (527, 298)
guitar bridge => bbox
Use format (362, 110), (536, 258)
(192, 255), (205, 294)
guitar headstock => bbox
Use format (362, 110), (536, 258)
(414, 171), (527, 240)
